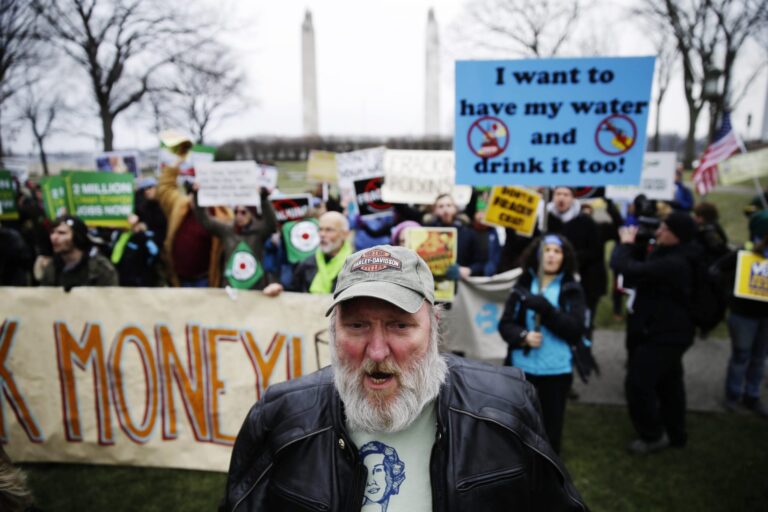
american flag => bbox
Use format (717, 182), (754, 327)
(692, 111), (746, 195)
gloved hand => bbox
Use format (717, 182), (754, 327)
(510, 288), (529, 303)
(523, 294), (554, 314)
(445, 264), (460, 281)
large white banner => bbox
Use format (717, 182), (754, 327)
(441, 269), (521, 362)
(1, 282), (518, 472)
(1, 287), (329, 472)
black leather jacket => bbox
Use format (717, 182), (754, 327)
(223, 354), (588, 511)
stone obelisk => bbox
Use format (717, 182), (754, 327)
(425, 8), (440, 136)
(302, 10), (319, 136)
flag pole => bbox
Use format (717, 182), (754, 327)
(753, 176), (768, 209)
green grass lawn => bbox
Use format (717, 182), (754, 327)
(21, 402), (767, 511)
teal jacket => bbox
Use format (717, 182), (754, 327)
(498, 270), (587, 376)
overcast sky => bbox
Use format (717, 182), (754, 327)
(24, 0), (768, 154)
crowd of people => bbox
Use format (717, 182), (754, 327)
(1, 163), (767, 460)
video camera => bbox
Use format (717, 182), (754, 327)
(633, 194), (660, 256)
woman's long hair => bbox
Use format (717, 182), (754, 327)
(517, 233), (578, 277)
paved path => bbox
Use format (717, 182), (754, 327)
(573, 329), (737, 413)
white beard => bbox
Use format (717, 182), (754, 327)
(331, 334), (447, 434)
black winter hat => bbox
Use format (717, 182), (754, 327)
(749, 210), (768, 240)
(663, 211), (696, 244)
(54, 215), (91, 251)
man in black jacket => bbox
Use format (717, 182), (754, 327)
(223, 245), (588, 511)
(546, 187), (604, 337)
(610, 212), (697, 454)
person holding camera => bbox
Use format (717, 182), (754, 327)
(610, 212), (697, 454)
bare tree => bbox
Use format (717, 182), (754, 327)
(19, 81), (66, 176)
(32, 0), (222, 151)
(163, 46), (249, 144)
(0, 0), (42, 163)
(709, 0), (768, 136)
(451, 0), (581, 57)
(652, 33), (678, 151)
(637, 0), (768, 167)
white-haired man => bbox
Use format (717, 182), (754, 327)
(291, 210), (352, 293)
(223, 245), (588, 511)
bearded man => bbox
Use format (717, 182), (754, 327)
(223, 245), (588, 512)
(289, 210), (353, 293)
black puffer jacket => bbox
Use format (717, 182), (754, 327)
(223, 355), (588, 512)
(610, 242), (695, 349)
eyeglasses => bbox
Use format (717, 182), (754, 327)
(234, 209), (249, 215)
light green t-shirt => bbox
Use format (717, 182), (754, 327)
(349, 401), (437, 512)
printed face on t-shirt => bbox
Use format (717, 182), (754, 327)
(364, 453), (388, 503)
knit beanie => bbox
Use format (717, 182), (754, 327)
(390, 220), (421, 246)
(749, 210), (768, 240)
(55, 215), (91, 251)
(664, 211), (695, 243)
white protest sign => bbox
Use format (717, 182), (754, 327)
(335, 147), (386, 207)
(382, 150), (473, 205)
(256, 164), (279, 191)
(195, 161), (262, 207)
(605, 152), (676, 201)
(719, 148), (768, 185)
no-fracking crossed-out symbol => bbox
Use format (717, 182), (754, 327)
(467, 116), (510, 159)
(595, 114), (637, 156)
(365, 177), (391, 211)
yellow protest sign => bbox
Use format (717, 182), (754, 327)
(483, 186), (541, 237)
(719, 148), (768, 185)
(404, 227), (458, 302)
(306, 150), (338, 183)
(734, 250), (768, 302)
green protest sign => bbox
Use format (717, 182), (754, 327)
(0, 170), (19, 221)
(40, 176), (69, 220)
(225, 241), (264, 289)
(282, 219), (320, 263)
(64, 171), (134, 228)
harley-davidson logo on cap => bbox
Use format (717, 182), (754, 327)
(351, 248), (403, 272)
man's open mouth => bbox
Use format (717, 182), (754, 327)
(367, 371), (394, 384)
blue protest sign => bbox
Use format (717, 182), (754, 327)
(455, 56), (655, 187)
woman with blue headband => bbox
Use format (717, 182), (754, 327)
(498, 233), (590, 453)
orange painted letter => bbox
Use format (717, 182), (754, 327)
(156, 324), (210, 441)
(108, 326), (158, 444)
(54, 321), (113, 444)
(0, 320), (44, 443)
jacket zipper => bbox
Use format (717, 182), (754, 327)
(232, 425), (334, 512)
(450, 407), (588, 511)
(456, 466), (526, 492)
